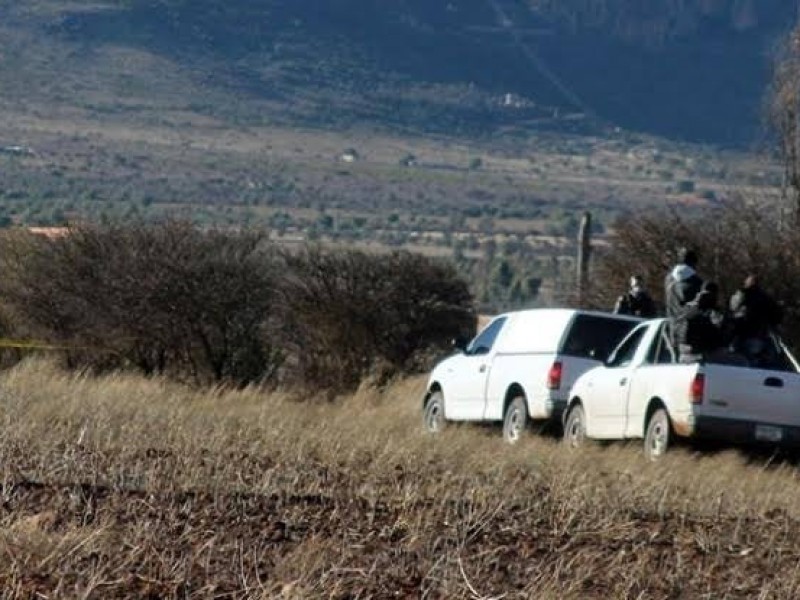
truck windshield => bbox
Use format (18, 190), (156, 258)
(466, 316), (507, 356)
(559, 315), (640, 362)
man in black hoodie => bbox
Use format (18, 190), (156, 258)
(674, 281), (725, 363)
(729, 274), (782, 365)
(614, 275), (657, 318)
(665, 248), (704, 319)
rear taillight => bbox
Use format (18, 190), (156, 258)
(547, 361), (563, 390)
(690, 373), (705, 404)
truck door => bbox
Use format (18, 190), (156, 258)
(586, 325), (649, 438)
(446, 316), (508, 420)
(624, 322), (690, 439)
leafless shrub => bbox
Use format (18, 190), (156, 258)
(280, 246), (475, 392)
(0, 224), (474, 392)
(0, 221), (283, 385)
(767, 21), (800, 225)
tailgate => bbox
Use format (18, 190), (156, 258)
(702, 365), (800, 427)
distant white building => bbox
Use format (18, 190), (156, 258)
(500, 93), (533, 109)
(0, 145), (36, 157)
(339, 148), (360, 163)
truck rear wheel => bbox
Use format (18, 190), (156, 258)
(502, 396), (529, 444)
(644, 408), (671, 460)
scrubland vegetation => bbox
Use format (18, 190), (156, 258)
(0, 359), (799, 597)
(0, 222), (474, 392)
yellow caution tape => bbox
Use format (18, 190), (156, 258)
(0, 339), (79, 351)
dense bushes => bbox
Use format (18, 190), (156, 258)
(589, 200), (800, 348)
(0, 222), (475, 392)
(0, 223), (283, 385)
(281, 247), (475, 391)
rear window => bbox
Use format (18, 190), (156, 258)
(559, 315), (640, 361)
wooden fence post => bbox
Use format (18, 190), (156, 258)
(576, 211), (592, 306)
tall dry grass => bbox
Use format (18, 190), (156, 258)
(1, 358), (800, 597)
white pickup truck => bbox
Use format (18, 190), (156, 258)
(422, 309), (641, 442)
(564, 318), (800, 459)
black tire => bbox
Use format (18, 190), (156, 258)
(563, 404), (586, 449)
(644, 408), (671, 460)
(423, 391), (447, 434)
(502, 396), (529, 444)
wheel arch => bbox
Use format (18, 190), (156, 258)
(644, 397), (670, 435)
(503, 383), (526, 416)
(563, 396), (583, 427)
(423, 382), (443, 410)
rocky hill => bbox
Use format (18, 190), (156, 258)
(0, 0), (796, 145)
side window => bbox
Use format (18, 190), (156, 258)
(606, 326), (647, 368)
(645, 325), (676, 365)
(466, 317), (507, 356)
(655, 330), (676, 365)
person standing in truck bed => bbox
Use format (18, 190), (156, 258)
(729, 274), (783, 366)
(665, 247), (704, 319)
(674, 281), (725, 363)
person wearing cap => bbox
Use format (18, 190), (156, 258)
(613, 275), (656, 318)
(664, 247), (704, 320)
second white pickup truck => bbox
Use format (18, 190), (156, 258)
(564, 318), (800, 459)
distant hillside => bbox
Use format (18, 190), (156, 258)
(0, 0), (797, 145)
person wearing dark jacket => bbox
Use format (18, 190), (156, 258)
(665, 248), (704, 319)
(614, 275), (657, 318)
(729, 274), (782, 365)
(674, 281), (725, 363)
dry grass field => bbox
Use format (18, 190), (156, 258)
(1, 358), (800, 598)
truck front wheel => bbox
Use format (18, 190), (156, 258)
(423, 391), (447, 434)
